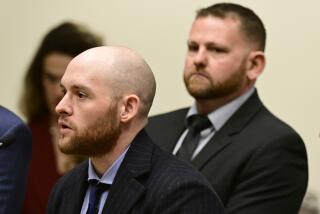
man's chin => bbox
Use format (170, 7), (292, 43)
(187, 85), (211, 98)
(58, 138), (74, 154)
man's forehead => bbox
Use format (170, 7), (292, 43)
(62, 61), (111, 90)
(189, 16), (244, 43)
(192, 16), (240, 31)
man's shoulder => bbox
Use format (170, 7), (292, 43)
(129, 130), (207, 184)
(232, 92), (301, 138)
(147, 107), (189, 132)
(0, 106), (26, 131)
(252, 105), (302, 137)
(146, 144), (223, 211)
(151, 143), (212, 187)
(0, 106), (31, 149)
(149, 107), (189, 121)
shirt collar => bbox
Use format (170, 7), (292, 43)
(87, 146), (130, 185)
(187, 87), (255, 131)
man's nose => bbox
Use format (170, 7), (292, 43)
(194, 48), (208, 68)
(55, 94), (72, 116)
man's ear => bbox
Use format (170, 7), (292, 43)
(119, 95), (140, 123)
(246, 51), (266, 81)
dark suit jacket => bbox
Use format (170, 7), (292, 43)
(0, 106), (32, 214)
(146, 91), (308, 214)
(47, 130), (224, 214)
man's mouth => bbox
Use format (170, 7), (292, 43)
(58, 119), (73, 134)
(189, 72), (209, 81)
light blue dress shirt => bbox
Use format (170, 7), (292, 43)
(173, 87), (255, 159)
(80, 146), (129, 214)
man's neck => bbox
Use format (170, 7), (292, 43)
(90, 141), (129, 177)
(90, 119), (146, 176)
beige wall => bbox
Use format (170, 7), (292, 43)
(1, 0), (319, 205)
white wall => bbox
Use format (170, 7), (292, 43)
(1, 0), (319, 206)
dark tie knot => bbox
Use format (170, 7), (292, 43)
(187, 115), (212, 133)
(177, 114), (212, 161)
(88, 179), (111, 192)
(86, 179), (111, 214)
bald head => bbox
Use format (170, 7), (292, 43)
(69, 46), (156, 117)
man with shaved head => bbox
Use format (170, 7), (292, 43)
(47, 46), (224, 214)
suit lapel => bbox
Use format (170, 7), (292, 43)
(192, 91), (263, 170)
(192, 131), (232, 169)
(102, 130), (152, 213)
(63, 162), (89, 213)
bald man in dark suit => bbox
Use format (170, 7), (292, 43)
(47, 46), (224, 213)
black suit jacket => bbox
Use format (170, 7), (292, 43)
(146, 91), (308, 214)
(47, 130), (224, 214)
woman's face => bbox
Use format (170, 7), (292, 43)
(42, 52), (73, 116)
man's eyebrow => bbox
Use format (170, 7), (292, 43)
(187, 40), (224, 47)
(59, 83), (90, 90)
(70, 84), (90, 91)
(187, 40), (198, 45)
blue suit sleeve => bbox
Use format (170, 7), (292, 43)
(0, 121), (32, 214)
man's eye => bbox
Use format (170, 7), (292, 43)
(188, 45), (199, 52)
(77, 92), (86, 99)
(207, 46), (227, 53)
